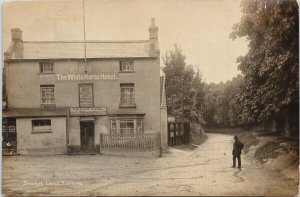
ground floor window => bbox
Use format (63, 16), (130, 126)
(120, 120), (134, 135)
(32, 119), (52, 133)
(110, 119), (143, 136)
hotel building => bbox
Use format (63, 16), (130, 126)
(3, 19), (168, 154)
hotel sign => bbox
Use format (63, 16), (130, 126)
(56, 73), (117, 81)
(69, 107), (107, 116)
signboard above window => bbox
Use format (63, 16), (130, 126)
(56, 73), (117, 81)
(70, 107), (107, 116)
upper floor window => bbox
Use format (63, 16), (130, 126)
(32, 119), (52, 133)
(40, 62), (54, 73)
(120, 83), (135, 107)
(119, 61), (134, 72)
(79, 84), (94, 107)
(40, 85), (55, 108)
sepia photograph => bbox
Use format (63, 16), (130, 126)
(2, 0), (299, 196)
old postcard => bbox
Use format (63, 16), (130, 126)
(2, 0), (299, 196)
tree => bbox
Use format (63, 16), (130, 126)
(203, 75), (244, 128)
(230, 0), (299, 135)
(163, 45), (205, 123)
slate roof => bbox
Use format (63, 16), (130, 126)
(3, 108), (68, 118)
(8, 40), (153, 60)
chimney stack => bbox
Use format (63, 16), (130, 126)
(148, 18), (159, 57)
(11, 28), (23, 59)
(11, 28), (23, 42)
(149, 18), (158, 39)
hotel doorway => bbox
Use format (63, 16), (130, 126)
(80, 121), (95, 152)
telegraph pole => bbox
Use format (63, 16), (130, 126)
(82, 0), (87, 73)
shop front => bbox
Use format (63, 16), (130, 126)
(67, 107), (107, 154)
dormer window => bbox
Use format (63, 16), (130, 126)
(40, 62), (54, 73)
(119, 61), (134, 72)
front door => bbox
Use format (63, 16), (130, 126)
(80, 121), (94, 151)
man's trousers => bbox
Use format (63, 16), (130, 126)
(233, 154), (241, 168)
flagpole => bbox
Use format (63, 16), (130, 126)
(82, 0), (87, 73)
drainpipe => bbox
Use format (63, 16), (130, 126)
(66, 109), (70, 153)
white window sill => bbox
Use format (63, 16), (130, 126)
(39, 72), (55, 75)
(31, 130), (52, 134)
(119, 71), (135, 73)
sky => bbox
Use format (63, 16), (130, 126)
(3, 0), (248, 83)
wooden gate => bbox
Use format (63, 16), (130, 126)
(167, 122), (190, 147)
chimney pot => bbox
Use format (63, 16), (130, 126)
(151, 18), (155, 26)
(11, 28), (23, 42)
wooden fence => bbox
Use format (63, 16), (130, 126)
(100, 133), (161, 151)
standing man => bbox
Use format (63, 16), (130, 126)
(232, 136), (243, 168)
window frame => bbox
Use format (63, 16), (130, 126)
(120, 83), (136, 108)
(39, 62), (54, 73)
(40, 85), (55, 108)
(78, 83), (94, 108)
(32, 119), (52, 134)
(119, 119), (134, 135)
(119, 61), (134, 72)
(110, 118), (143, 136)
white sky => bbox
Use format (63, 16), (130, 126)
(3, 0), (248, 83)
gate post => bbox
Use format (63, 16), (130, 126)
(99, 133), (103, 155)
(156, 132), (162, 158)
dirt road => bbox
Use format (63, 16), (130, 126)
(3, 133), (299, 196)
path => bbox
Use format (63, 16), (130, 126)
(2, 133), (298, 196)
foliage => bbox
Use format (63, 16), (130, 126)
(203, 75), (244, 128)
(230, 0), (299, 130)
(163, 45), (205, 123)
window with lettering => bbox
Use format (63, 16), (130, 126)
(79, 84), (93, 107)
